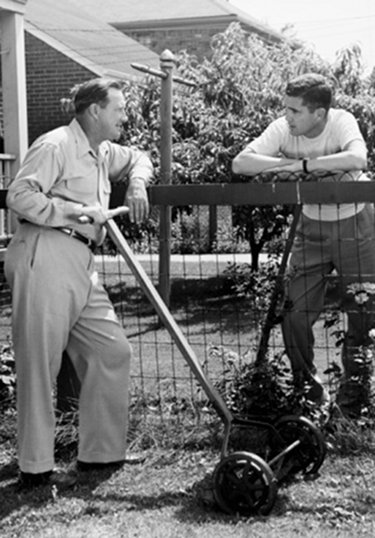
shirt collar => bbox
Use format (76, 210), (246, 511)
(69, 118), (109, 160)
(69, 118), (96, 159)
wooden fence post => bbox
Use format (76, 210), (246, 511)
(158, 50), (174, 307)
(209, 205), (217, 251)
(130, 54), (195, 306)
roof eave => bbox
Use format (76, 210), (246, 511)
(0, 0), (28, 14)
(112, 14), (283, 42)
(25, 23), (144, 82)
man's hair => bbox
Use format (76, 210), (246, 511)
(70, 78), (124, 114)
(285, 73), (332, 112)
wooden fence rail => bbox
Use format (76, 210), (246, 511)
(148, 180), (375, 206)
(4, 180), (375, 211)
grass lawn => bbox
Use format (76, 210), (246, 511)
(1, 416), (375, 538)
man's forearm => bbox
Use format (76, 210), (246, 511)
(232, 151), (297, 176)
(233, 149), (367, 177)
(6, 179), (83, 227)
(306, 151), (366, 173)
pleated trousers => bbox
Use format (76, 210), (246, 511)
(5, 222), (131, 473)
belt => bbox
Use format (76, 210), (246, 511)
(57, 227), (96, 252)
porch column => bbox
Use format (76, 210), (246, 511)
(0, 10), (28, 174)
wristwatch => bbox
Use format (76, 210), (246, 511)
(302, 158), (309, 174)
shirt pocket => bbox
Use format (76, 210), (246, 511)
(59, 157), (99, 197)
(63, 175), (97, 196)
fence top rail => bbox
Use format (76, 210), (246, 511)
(149, 181), (375, 206)
(3, 181), (375, 211)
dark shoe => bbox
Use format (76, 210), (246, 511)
(17, 471), (52, 490)
(336, 379), (366, 418)
(50, 468), (78, 489)
(304, 374), (326, 404)
(17, 468), (78, 490)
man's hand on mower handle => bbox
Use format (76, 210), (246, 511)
(77, 205), (130, 224)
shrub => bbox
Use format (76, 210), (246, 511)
(223, 255), (281, 323)
(170, 208), (210, 254)
(210, 345), (297, 418)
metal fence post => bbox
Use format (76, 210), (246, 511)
(158, 50), (174, 307)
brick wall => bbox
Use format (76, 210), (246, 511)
(25, 33), (96, 143)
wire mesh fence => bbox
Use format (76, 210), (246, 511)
(96, 246), (257, 413)
(1, 178), (375, 424)
(95, 204), (349, 415)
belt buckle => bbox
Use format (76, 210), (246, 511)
(75, 231), (92, 249)
(83, 235), (95, 252)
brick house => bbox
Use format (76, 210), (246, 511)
(24, 0), (160, 143)
(76, 0), (283, 60)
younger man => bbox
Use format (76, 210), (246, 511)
(232, 73), (375, 416)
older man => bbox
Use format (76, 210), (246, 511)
(5, 78), (153, 488)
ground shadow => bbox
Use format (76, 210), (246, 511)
(0, 462), (121, 522)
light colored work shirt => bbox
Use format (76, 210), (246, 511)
(247, 109), (368, 220)
(6, 118), (153, 244)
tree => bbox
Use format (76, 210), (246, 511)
(333, 43), (365, 97)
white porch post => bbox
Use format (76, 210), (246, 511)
(0, 10), (28, 175)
